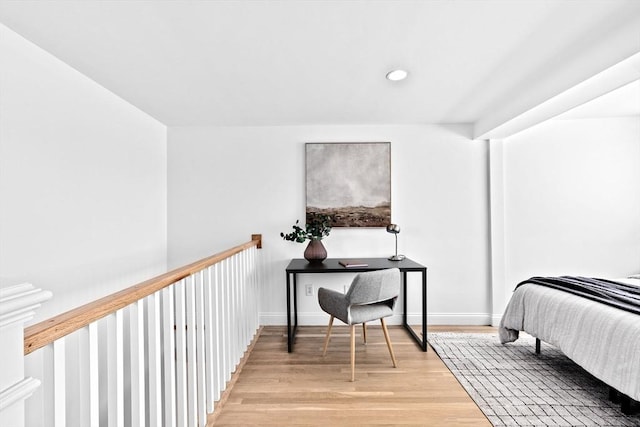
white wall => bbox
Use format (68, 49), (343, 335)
(0, 24), (168, 323)
(503, 117), (640, 290)
(7, 19), (632, 330)
(168, 124), (491, 325)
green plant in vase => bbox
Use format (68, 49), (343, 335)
(281, 213), (332, 263)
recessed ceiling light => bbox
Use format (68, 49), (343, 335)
(386, 69), (408, 81)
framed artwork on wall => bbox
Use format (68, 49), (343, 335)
(305, 142), (391, 227)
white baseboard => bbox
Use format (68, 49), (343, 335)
(259, 312), (493, 326)
(417, 313), (492, 326)
(490, 313), (503, 327)
(259, 313), (405, 326)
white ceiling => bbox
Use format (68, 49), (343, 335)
(0, 0), (639, 127)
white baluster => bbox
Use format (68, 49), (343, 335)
(185, 275), (198, 426)
(162, 286), (177, 427)
(195, 271), (207, 426)
(79, 323), (99, 427)
(129, 300), (146, 427)
(236, 254), (243, 363)
(213, 263), (223, 401)
(146, 291), (163, 426)
(107, 310), (124, 427)
(247, 250), (252, 343)
(241, 250), (248, 348)
(224, 259), (232, 383)
(43, 339), (65, 427)
(219, 258), (227, 387)
(234, 254), (244, 367)
(232, 255), (240, 370)
(234, 255), (241, 365)
(228, 256), (235, 369)
(244, 249), (251, 339)
(251, 247), (258, 333)
(255, 246), (261, 331)
(175, 280), (188, 427)
(203, 266), (216, 412)
(237, 253), (244, 353)
(251, 247), (258, 334)
(246, 248), (253, 336)
(240, 253), (246, 355)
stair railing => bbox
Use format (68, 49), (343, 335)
(22, 234), (262, 427)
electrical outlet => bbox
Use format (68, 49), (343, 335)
(305, 284), (313, 296)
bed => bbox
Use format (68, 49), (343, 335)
(499, 275), (640, 412)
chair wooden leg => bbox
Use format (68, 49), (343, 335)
(322, 316), (334, 356)
(380, 318), (397, 368)
(350, 324), (356, 382)
(362, 322), (367, 344)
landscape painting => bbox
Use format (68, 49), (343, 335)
(305, 142), (391, 227)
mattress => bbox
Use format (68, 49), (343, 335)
(499, 276), (640, 401)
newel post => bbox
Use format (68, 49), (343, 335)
(0, 283), (52, 426)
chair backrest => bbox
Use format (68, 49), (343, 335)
(346, 268), (400, 307)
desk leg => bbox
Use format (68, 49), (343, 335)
(401, 270), (428, 352)
(402, 271), (407, 326)
(285, 273), (299, 352)
(286, 272), (292, 352)
(293, 273), (298, 345)
(422, 270), (427, 351)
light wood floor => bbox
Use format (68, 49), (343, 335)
(209, 325), (496, 426)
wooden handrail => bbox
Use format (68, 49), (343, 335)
(24, 234), (262, 355)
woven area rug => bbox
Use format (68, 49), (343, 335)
(428, 332), (639, 427)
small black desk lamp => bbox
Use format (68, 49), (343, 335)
(386, 224), (405, 261)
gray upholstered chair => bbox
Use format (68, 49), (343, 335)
(318, 268), (400, 381)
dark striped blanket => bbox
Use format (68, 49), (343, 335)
(516, 276), (640, 315)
